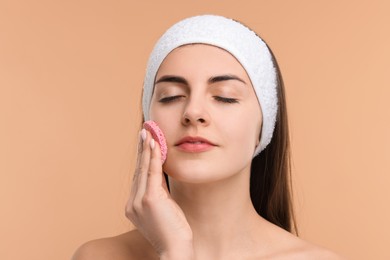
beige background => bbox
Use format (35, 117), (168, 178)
(1, 0), (389, 259)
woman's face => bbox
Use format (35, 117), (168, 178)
(149, 44), (262, 183)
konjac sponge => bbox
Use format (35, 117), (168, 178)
(143, 121), (167, 164)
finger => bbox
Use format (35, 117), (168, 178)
(130, 129), (144, 198)
(145, 136), (164, 197)
(134, 129), (152, 201)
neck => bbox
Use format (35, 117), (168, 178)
(168, 166), (266, 258)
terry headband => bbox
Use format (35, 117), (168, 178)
(142, 14), (278, 157)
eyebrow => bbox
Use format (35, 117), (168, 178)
(154, 74), (247, 86)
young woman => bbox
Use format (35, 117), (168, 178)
(73, 15), (343, 260)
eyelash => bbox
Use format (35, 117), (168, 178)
(214, 96), (239, 104)
(158, 95), (239, 104)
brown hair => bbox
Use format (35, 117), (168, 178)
(249, 48), (298, 234)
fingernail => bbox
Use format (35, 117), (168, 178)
(150, 139), (155, 150)
(141, 128), (147, 141)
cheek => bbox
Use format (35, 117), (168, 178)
(149, 114), (178, 150)
(223, 105), (260, 133)
(222, 106), (261, 148)
(229, 123), (257, 150)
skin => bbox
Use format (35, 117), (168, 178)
(72, 44), (344, 260)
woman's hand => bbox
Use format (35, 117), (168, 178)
(125, 129), (194, 259)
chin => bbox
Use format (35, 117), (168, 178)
(164, 163), (241, 185)
(163, 162), (223, 184)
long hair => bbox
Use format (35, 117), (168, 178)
(249, 48), (298, 234)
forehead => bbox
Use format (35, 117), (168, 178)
(155, 44), (251, 82)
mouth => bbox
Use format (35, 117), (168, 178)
(175, 136), (217, 153)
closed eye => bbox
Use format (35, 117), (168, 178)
(158, 95), (184, 103)
(158, 95), (239, 104)
(214, 96), (239, 104)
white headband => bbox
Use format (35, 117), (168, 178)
(142, 14), (278, 157)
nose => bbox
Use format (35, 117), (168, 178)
(181, 96), (210, 126)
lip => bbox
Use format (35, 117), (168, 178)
(175, 136), (217, 153)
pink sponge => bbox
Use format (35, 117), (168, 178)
(143, 121), (167, 164)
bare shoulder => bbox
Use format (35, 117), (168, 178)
(71, 229), (158, 260)
(260, 223), (346, 259)
(282, 237), (345, 259)
(283, 241), (346, 260)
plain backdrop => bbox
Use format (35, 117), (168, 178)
(1, 1), (389, 259)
